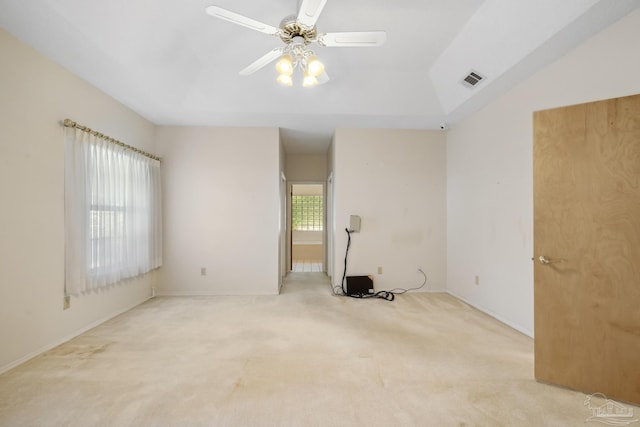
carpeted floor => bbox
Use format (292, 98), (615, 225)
(0, 273), (635, 426)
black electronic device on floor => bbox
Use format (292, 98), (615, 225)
(345, 275), (374, 296)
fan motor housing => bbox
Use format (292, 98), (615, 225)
(279, 15), (317, 44)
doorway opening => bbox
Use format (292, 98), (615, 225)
(290, 184), (324, 272)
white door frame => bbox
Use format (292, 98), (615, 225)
(289, 181), (326, 273)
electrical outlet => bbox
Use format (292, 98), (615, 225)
(63, 295), (71, 310)
(201, 267), (207, 276)
(475, 275), (480, 285)
(377, 266), (383, 275)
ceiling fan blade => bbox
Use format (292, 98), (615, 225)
(239, 47), (285, 75)
(205, 5), (279, 35)
(297, 0), (328, 28)
(318, 31), (387, 47)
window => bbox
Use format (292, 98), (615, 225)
(292, 195), (323, 231)
(65, 125), (162, 294)
(89, 204), (125, 271)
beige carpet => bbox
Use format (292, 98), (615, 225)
(0, 273), (634, 426)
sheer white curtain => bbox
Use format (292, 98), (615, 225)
(65, 126), (162, 295)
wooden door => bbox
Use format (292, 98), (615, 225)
(533, 94), (640, 405)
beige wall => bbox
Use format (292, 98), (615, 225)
(156, 126), (281, 295)
(292, 244), (323, 262)
(447, 9), (640, 337)
(286, 154), (327, 182)
(332, 128), (447, 292)
(293, 231), (322, 243)
(0, 29), (158, 373)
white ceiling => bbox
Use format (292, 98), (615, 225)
(1, 0), (639, 153)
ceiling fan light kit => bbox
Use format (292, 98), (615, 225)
(307, 56), (324, 77)
(276, 74), (294, 86)
(303, 71), (320, 87)
(275, 36), (324, 87)
(205, 0), (386, 88)
(275, 54), (294, 76)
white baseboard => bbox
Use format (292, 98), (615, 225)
(0, 295), (152, 376)
(446, 290), (534, 338)
(158, 290), (278, 296)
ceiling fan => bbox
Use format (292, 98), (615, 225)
(205, 0), (386, 86)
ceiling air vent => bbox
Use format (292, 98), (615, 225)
(461, 70), (485, 88)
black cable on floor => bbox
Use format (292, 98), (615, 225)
(348, 289), (396, 301)
(336, 228), (430, 301)
(339, 228), (420, 302)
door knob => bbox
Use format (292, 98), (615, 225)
(538, 255), (563, 265)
